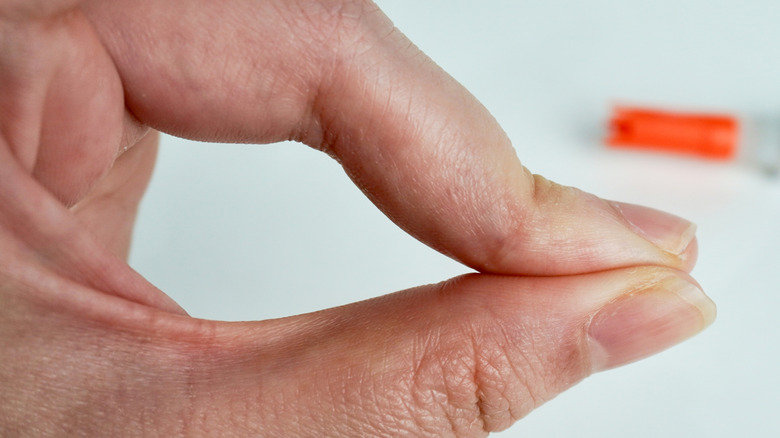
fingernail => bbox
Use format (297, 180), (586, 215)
(587, 276), (716, 372)
(611, 201), (697, 255)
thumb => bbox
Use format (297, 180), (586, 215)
(193, 267), (715, 436)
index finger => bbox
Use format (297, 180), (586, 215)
(86, 0), (696, 276)
(309, 9), (696, 274)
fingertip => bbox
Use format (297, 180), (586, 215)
(610, 201), (697, 258)
(587, 274), (715, 372)
(465, 186), (701, 276)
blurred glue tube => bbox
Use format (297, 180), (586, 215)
(606, 105), (780, 174)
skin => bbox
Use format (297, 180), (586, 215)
(0, 1), (715, 436)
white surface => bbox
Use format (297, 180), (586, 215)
(129, 1), (780, 436)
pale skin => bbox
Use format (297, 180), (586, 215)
(0, 1), (716, 436)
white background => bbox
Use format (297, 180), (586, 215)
(129, 1), (780, 436)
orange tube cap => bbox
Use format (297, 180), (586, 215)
(607, 106), (738, 159)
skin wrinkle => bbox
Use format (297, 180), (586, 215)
(440, 355), (485, 437)
(465, 179), (533, 272)
(288, 2), (385, 148)
(309, 21), (423, 170)
(467, 280), (591, 428)
(293, 29), (366, 155)
(473, 333), (515, 430)
(400, 290), (489, 435)
(409, 329), (471, 436)
(294, 4), (394, 149)
(474, 322), (536, 431)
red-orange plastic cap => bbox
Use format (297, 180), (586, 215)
(607, 106), (738, 159)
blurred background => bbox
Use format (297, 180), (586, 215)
(129, 1), (780, 436)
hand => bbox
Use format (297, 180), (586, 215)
(0, 1), (715, 436)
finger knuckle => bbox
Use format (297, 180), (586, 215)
(402, 322), (542, 435)
(401, 285), (589, 434)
